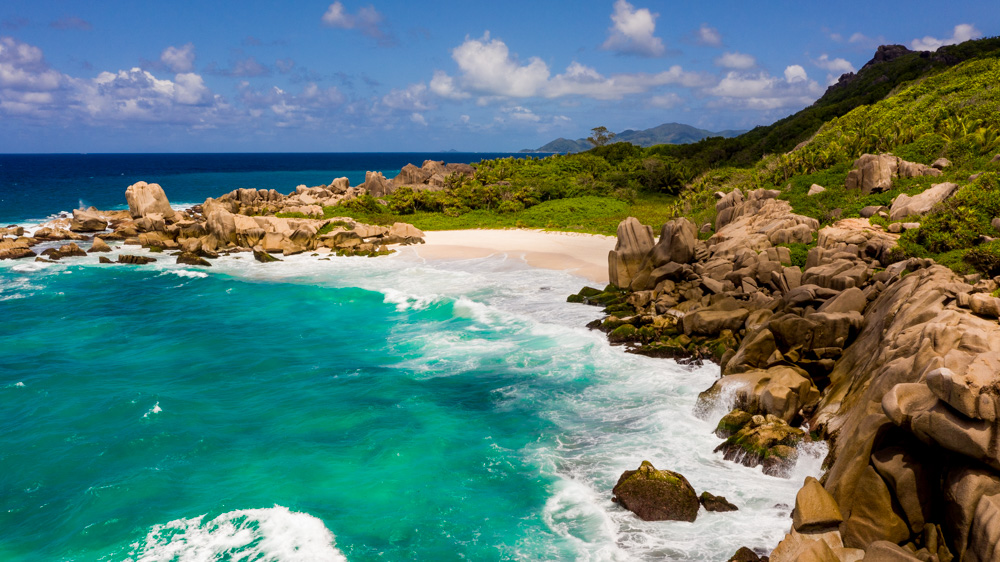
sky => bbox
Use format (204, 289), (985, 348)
(0, 1), (996, 153)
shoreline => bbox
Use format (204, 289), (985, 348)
(399, 229), (618, 284)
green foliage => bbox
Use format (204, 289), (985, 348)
(316, 220), (352, 236)
(778, 243), (813, 268)
(274, 211), (311, 219)
(587, 126), (616, 147)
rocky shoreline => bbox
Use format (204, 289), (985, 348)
(570, 153), (1000, 560)
(0, 159), (480, 266)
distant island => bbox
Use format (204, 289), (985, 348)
(522, 122), (746, 153)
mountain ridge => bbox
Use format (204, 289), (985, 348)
(522, 122), (746, 153)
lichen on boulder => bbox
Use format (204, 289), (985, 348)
(611, 460), (699, 522)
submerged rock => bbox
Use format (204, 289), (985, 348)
(612, 460), (699, 522)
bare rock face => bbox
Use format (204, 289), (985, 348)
(793, 476), (843, 532)
(845, 154), (942, 194)
(362, 171), (392, 197)
(88, 237), (111, 253)
(608, 217), (655, 289)
(69, 208), (108, 232)
(889, 182), (960, 221)
(125, 181), (176, 219)
(611, 461), (699, 522)
(650, 217), (698, 267)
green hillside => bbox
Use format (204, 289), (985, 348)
(330, 37), (1000, 273)
(526, 122), (744, 153)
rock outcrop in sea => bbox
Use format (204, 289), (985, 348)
(0, 162), (473, 265)
(572, 154), (1000, 560)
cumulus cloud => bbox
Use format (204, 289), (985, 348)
(695, 24), (722, 47)
(322, 2), (393, 45)
(50, 17), (92, 31)
(814, 54), (854, 75)
(0, 36), (65, 92)
(784, 65), (807, 84)
(433, 33), (710, 101)
(410, 112), (426, 126)
(814, 54), (855, 84)
(602, 0), (665, 57)
(715, 51), (756, 69)
(911, 24), (982, 52)
(161, 43), (195, 73)
(239, 82), (345, 125)
(706, 66), (822, 110)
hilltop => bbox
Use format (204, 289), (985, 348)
(522, 122), (745, 153)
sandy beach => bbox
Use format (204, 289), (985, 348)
(401, 229), (618, 283)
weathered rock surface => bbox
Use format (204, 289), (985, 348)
(845, 153), (942, 194)
(699, 491), (738, 512)
(88, 237), (111, 253)
(611, 461), (699, 522)
(126, 181), (176, 219)
(888, 181), (960, 220)
(69, 208), (108, 232)
(608, 217), (655, 289)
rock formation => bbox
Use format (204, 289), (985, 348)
(612, 461), (699, 522)
(573, 185), (1000, 558)
(844, 154), (942, 194)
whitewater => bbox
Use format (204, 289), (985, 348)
(1, 234), (826, 561)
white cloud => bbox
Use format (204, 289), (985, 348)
(814, 54), (855, 75)
(160, 43), (195, 73)
(0, 36), (64, 91)
(433, 34), (710, 102)
(715, 51), (756, 69)
(814, 54), (855, 84)
(706, 68), (822, 110)
(382, 83), (432, 111)
(410, 112), (426, 126)
(911, 23), (982, 51)
(602, 0), (665, 57)
(322, 2), (392, 45)
(450, 32), (549, 97)
(429, 70), (469, 100)
(696, 24), (722, 47)
(784, 65), (807, 84)
(648, 92), (682, 108)
(503, 105), (540, 122)
(849, 32), (869, 44)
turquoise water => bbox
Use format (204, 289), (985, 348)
(1, 249), (825, 561)
(1, 153), (825, 560)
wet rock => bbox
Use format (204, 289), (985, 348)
(176, 252), (211, 267)
(252, 245), (281, 263)
(612, 460), (699, 522)
(727, 547), (764, 561)
(88, 237), (111, 253)
(41, 242), (87, 260)
(117, 254), (157, 264)
(714, 414), (805, 477)
(699, 491), (738, 512)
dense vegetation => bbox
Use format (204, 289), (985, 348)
(325, 37), (1000, 273)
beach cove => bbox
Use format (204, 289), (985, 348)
(0, 154), (824, 560)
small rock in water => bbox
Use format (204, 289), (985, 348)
(699, 491), (738, 512)
(611, 460), (699, 522)
(176, 252), (211, 267)
(727, 546), (765, 562)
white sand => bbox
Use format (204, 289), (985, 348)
(399, 229), (617, 283)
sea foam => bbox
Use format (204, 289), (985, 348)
(126, 506), (345, 562)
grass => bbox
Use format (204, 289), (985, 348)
(323, 193), (681, 236)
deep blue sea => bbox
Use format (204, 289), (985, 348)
(0, 154), (823, 561)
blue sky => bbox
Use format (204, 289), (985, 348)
(1, 0), (996, 153)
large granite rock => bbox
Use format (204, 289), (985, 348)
(650, 217), (698, 266)
(845, 154), (942, 194)
(125, 181), (176, 219)
(611, 461), (699, 522)
(608, 217), (655, 289)
(69, 208), (108, 232)
(793, 476), (843, 532)
(889, 182), (960, 221)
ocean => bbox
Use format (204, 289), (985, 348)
(0, 154), (824, 561)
